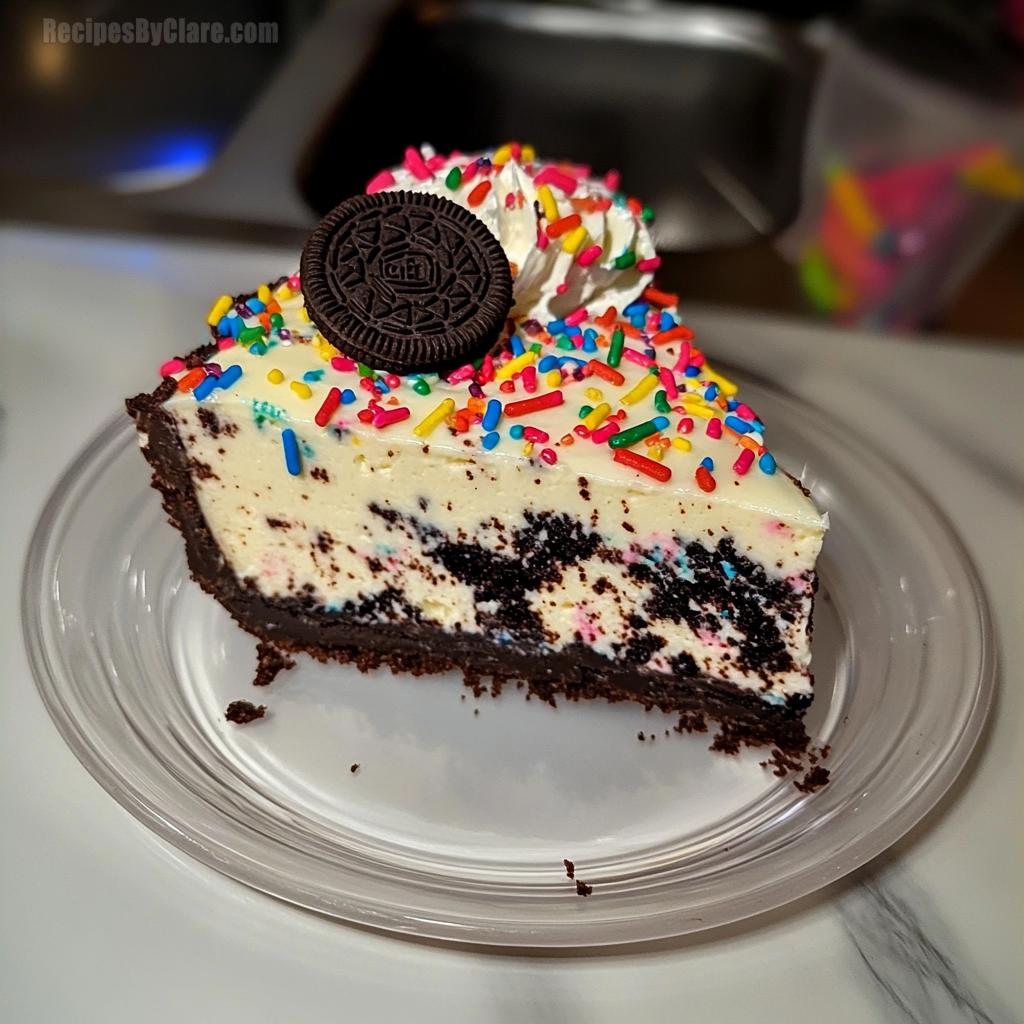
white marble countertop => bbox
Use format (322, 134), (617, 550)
(1, 225), (1020, 1023)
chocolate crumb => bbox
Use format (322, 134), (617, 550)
(254, 641), (296, 686)
(350, 763), (360, 773)
(225, 700), (266, 724)
(563, 859), (575, 879)
(795, 766), (830, 793)
(637, 731), (645, 741)
(575, 879), (593, 897)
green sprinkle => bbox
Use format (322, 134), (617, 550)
(578, 405), (594, 419)
(608, 419), (660, 449)
(530, 342), (542, 354)
(555, 334), (575, 351)
(239, 325), (266, 343)
(269, 312), (284, 329)
(445, 166), (462, 190)
(654, 389), (671, 414)
(412, 378), (431, 396)
(608, 327), (625, 368)
(613, 251), (636, 271)
(357, 363), (375, 378)
(640, 206), (655, 223)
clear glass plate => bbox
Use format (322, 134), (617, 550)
(22, 376), (994, 948)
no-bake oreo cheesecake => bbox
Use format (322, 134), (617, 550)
(128, 144), (826, 751)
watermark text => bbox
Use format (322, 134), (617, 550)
(42, 18), (278, 45)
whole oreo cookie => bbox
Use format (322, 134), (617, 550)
(300, 191), (514, 375)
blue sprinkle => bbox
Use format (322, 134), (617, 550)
(281, 428), (301, 476)
(630, 313), (646, 328)
(302, 369), (325, 383)
(192, 374), (219, 401)
(511, 335), (525, 357)
(583, 328), (597, 343)
(724, 415), (750, 434)
(341, 389), (356, 404)
(652, 416), (669, 430)
(700, 457), (714, 471)
(759, 452), (776, 475)
(558, 356), (586, 368)
(623, 300), (648, 316)
(720, 561), (737, 579)
(547, 319), (566, 335)
(761, 691), (786, 706)
(684, 366), (700, 377)
(217, 315), (233, 335)
(659, 311), (675, 330)
(482, 431), (500, 450)
(704, 384), (719, 400)
(727, 399), (738, 411)
(752, 419), (765, 433)
(482, 399), (502, 432)
(218, 364), (242, 390)
(643, 348), (656, 359)
(537, 355), (559, 373)
(613, 193), (627, 207)
(248, 342), (266, 355)
(565, 325), (582, 336)
(246, 298), (266, 314)
(375, 379), (391, 394)
(582, 334), (598, 353)
(509, 424), (525, 440)
(228, 316), (242, 338)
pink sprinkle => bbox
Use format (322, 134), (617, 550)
(426, 154), (447, 172)
(403, 146), (432, 181)
(577, 244), (602, 267)
(479, 353), (495, 384)
(735, 403), (756, 422)
(287, 275), (301, 290)
(646, 312), (661, 333)
(540, 448), (557, 465)
(564, 307), (588, 327)
(574, 425), (591, 438)
(689, 351), (705, 368)
(537, 229), (549, 249)
(366, 169), (396, 194)
(556, 282), (569, 295)
(533, 166), (577, 195)
(373, 407), (411, 428)
(331, 356), (358, 373)
(604, 169), (620, 192)
(733, 448), (755, 475)
(706, 417), (722, 439)
(159, 357), (186, 377)
(571, 335), (584, 349)
(504, 192), (516, 209)
(677, 417), (694, 434)
(217, 336), (236, 350)
(658, 367), (679, 400)
(623, 347), (655, 368)
(672, 342), (692, 373)
(636, 256), (662, 273)
(523, 426), (550, 444)
(384, 374), (402, 389)
(522, 365), (538, 393)
(461, 160), (479, 183)
(590, 421), (620, 444)
(447, 364), (476, 384)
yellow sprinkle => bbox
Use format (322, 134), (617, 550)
(537, 183), (559, 222)
(267, 368), (284, 385)
(319, 342), (340, 361)
(493, 143), (513, 165)
(545, 369), (562, 388)
(257, 284), (271, 304)
(702, 367), (738, 396)
(495, 350), (538, 380)
(523, 441), (534, 456)
(683, 403), (715, 420)
(521, 144), (536, 163)
(290, 381), (313, 399)
(562, 225), (587, 254)
(620, 372), (659, 405)
(584, 387), (603, 401)
(275, 282), (294, 300)
(414, 398), (456, 438)
(206, 294), (233, 327)
(672, 436), (692, 452)
(582, 402), (610, 431)
(826, 166), (881, 242)
(648, 447), (664, 462)
(298, 306), (311, 322)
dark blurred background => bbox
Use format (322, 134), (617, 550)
(1, 0), (1021, 338)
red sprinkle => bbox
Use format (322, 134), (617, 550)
(590, 421), (620, 444)
(695, 465), (716, 492)
(672, 342), (692, 372)
(217, 337), (236, 351)
(357, 408), (374, 424)
(658, 367), (679, 400)
(636, 256), (662, 272)
(523, 426), (550, 444)
(574, 425), (591, 438)
(384, 375), (402, 390)
(533, 166), (577, 195)
(677, 417), (694, 434)
(545, 213), (581, 238)
(504, 390), (564, 417)
(366, 169), (396, 193)
(373, 406), (411, 428)
(623, 347), (655, 368)
(614, 448), (672, 482)
(706, 417), (722, 439)
(652, 324), (695, 345)
(642, 286), (679, 307)
(588, 360), (625, 387)
(160, 358), (186, 377)
(331, 356), (358, 373)
(177, 367), (206, 392)
(540, 448), (557, 465)
(468, 180), (492, 207)
(595, 306), (618, 328)
(733, 448), (755, 475)
(522, 365), (538, 393)
(564, 307), (588, 327)
(315, 387), (342, 427)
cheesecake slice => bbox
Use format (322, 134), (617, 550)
(128, 145), (826, 751)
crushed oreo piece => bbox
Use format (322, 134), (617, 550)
(225, 700), (266, 724)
